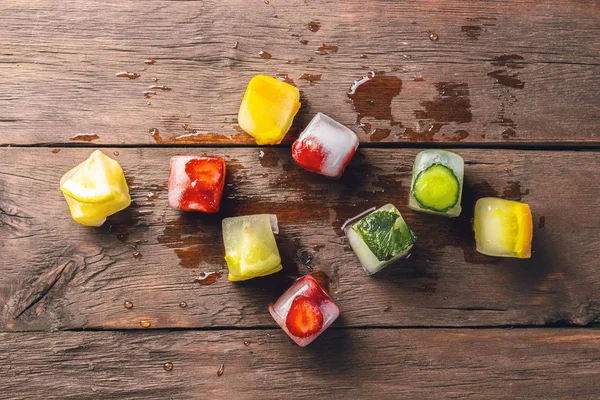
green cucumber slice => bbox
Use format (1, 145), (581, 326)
(413, 164), (459, 212)
(353, 209), (416, 261)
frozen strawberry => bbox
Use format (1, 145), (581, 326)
(292, 137), (326, 174)
(292, 113), (358, 178)
(184, 158), (224, 190)
(168, 156), (226, 213)
(285, 295), (324, 338)
(270, 274), (340, 346)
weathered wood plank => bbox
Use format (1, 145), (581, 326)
(1, 147), (599, 330)
(0, 0), (598, 146)
(1, 329), (599, 399)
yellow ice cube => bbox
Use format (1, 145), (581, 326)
(222, 214), (282, 281)
(473, 197), (533, 258)
(59, 150), (131, 226)
(238, 75), (301, 145)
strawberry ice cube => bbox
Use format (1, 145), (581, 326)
(292, 113), (359, 178)
(269, 274), (340, 347)
(168, 156), (226, 213)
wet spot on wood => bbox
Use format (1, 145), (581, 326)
(259, 50), (272, 59)
(502, 181), (530, 201)
(150, 128), (162, 143)
(116, 72), (141, 79)
(316, 43), (338, 54)
(70, 134), (99, 142)
(275, 73), (295, 86)
(149, 85), (171, 91)
(157, 213), (223, 269)
(461, 25), (483, 39)
(539, 216), (546, 229)
(258, 148), (279, 167)
(308, 21), (321, 32)
(299, 73), (322, 83)
(488, 70), (525, 89)
(491, 55), (525, 69)
(488, 55), (525, 89)
(415, 82), (472, 124)
(195, 271), (222, 286)
(441, 130), (470, 142)
(370, 128), (391, 142)
(348, 73), (402, 124)
(502, 128), (517, 139)
(51, 149), (61, 154)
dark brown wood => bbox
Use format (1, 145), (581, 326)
(2, 147), (599, 330)
(1, 0), (598, 146)
(1, 329), (599, 399)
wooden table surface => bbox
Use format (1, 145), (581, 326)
(1, 1), (599, 398)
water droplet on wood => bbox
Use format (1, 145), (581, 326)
(113, 151), (119, 156)
(179, 301), (188, 308)
(233, 41), (239, 49)
(195, 271), (222, 286)
(149, 85), (171, 91)
(429, 33), (439, 41)
(51, 149), (61, 154)
(150, 128), (163, 143)
(217, 364), (225, 377)
(124, 301), (133, 309)
(116, 72), (141, 79)
(259, 50), (272, 59)
(163, 362), (173, 371)
(140, 320), (151, 328)
(144, 60), (157, 65)
(70, 134), (99, 142)
(308, 21), (321, 32)
(298, 73), (322, 83)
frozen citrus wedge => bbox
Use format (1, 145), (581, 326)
(238, 75), (301, 145)
(59, 150), (131, 226)
(222, 214), (282, 281)
(473, 197), (533, 258)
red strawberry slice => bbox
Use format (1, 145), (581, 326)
(285, 295), (323, 338)
(180, 157), (225, 213)
(292, 137), (326, 174)
(184, 157), (225, 190)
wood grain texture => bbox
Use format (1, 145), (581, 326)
(1, 0), (599, 146)
(1, 329), (599, 399)
(1, 147), (599, 330)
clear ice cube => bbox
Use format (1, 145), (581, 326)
(292, 113), (359, 178)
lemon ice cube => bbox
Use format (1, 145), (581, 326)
(59, 150), (131, 226)
(222, 214), (282, 281)
(238, 75), (301, 145)
(473, 197), (533, 258)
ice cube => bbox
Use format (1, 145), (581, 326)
(409, 150), (464, 217)
(474, 197), (532, 258)
(292, 112), (359, 178)
(168, 156), (226, 213)
(238, 75), (301, 145)
(269, 274), (340, 347)
(222, 214), (282, 281)
(59, 150), (131, 226)
(344, 204), (416, 275)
